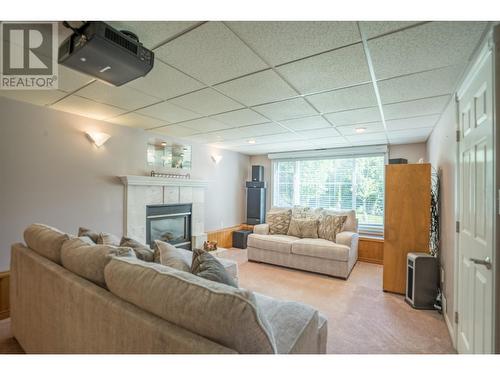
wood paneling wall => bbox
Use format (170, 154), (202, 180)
(383, 164), (431, 294)
(358, 237), (384, 264)
(0, 272), (9, 320)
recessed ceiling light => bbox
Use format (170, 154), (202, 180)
(247, 139), (256, 144)
(161, 142), (167, 146)
(355, 127), (367, 134)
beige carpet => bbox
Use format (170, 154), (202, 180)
(0, 249), (455, 354)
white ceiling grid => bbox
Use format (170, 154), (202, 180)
(0, 21), (489, 155)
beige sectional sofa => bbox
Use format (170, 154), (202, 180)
(10, 224), (327, 354)
(247, 208), (359, 279)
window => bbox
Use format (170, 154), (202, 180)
(272, 155), (385, 234)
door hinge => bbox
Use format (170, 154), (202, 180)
(455, 311), (459, 324)
(456, 130), (461, 142)
(456, 221), (460, 233)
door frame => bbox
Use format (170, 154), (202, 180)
(454, 24), (499, 353)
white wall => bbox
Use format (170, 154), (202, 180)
(249, 143), (427, 209)
(0, 97), (249, 271)
(426, 99), (457, 332)
(388, 143), (427, 163)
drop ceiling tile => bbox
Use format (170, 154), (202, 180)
(390, 136), (429, 145)
(154, 125), (200, 137)
(254, 132), (304, 144)
(279, 116), (332, 131)
(337, 122), (385, 136)
(277, 43), (370, 94)
(253, 98), (316, 121)
(107, 21), (200, 49)
(155, 22), (268, 85)
(187, 132), (225, 144)
(207, 122), (287, 143)
(383, 95), (450, 120)
(386, 115), (440, 131)
(378, 65), (463, 104)
(76, 81), (160, 110)
(359, 21), (422, 39)
(368, 21), (487, 79)
(57, 66), (94, 92)
(307, 83), (377, 113)
(126, 60), (204, 100)
(137, 101), (201, 123)
(388, 127), (433, 142)
(297, 127), (342, 139)
(169, 88), (243, 116)
(180, 117), (232, 132)
(210, 108), (268, 127)
(324, 107), (381, 126)
(50, 95), (126, 120)
(308, 136), (349, 147)
(226, 21), (361, 66)
(215, 70), (297, 106)
(0, 89), (68, 106)
(109, 112), (168, 129)
(347, 132), (388, 144)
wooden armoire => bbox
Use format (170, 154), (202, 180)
(383, 163), (431, 294)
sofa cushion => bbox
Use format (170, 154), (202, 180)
(217, 257), (239, 284)
(104, 257), (276, 353)
(254, 293), (319, 354)
(191, 248), (237, 287)
(291, 238), (350, 262)
(78, 227), (99, 243)
(24, 223), (70, 264)
(322, 209), (357, 232)
(61, 237), (136, 288)
(287, 218), (319, 239)
(317, 214), (347, 242)
(266, 209), (292, 235)
(154, 240), (191, 272)
(120, 236), (154, 262)
(97, 232), (121, 246)
(247, 234), (298, 254)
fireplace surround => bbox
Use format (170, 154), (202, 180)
(120, 175), (208, 246)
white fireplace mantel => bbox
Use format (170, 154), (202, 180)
(119, 175), (208, 244)
(119, 175), (208, 188)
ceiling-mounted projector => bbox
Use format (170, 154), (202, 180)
(58, 21), (154, 86)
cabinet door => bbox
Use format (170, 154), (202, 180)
(383, 164), (431, 294)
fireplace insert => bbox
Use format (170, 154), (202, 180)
(146, 203), (192, 250)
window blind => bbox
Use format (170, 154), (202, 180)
(272, 155), (385, 234)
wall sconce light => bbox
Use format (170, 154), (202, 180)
(211, 155), (222, 164)
(86, 131), (111, 147)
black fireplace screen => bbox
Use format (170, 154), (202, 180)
(146, 203), (192, 249)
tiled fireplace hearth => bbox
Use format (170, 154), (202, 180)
(119, 176), (208, 246)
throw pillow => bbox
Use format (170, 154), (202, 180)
(97, 232), (121, 246)
(287, 218), (319, 239)
(266, 209), (292, 235)
(120, 236), (154, 262)
(318, 214), (347, 242)
(154, 240), (191, 272)
(191, 248), (238, 288)
(78, 227), (99, 243)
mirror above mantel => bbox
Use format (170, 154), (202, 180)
(147, 138), (192, 172)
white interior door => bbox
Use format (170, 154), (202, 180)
(457, 49), (495, 354)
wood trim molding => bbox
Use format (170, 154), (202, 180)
(206, 224), (254, 249)
(358, 237), (384, 265)
(0, 271), (9, 320)
(119, 175), (208, 187)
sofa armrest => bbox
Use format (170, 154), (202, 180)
(253, 224), (270, 235)
(335, 231), (359, 248)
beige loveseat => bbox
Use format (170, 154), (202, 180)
(247, 209), (359, 279)
(10, 224), (327, 354)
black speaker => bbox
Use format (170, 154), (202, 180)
(405, 252), (438, 309)
(246, 187), (266, 225)
(389, 158), (408, 164)
(252, 165), (264, 182)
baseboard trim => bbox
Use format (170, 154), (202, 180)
(444, 309), (456, 349)
(358, 257), (383, 265)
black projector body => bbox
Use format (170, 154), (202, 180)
(58, 22), (154, 86)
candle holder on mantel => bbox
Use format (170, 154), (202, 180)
(150, 171), (190, 179)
